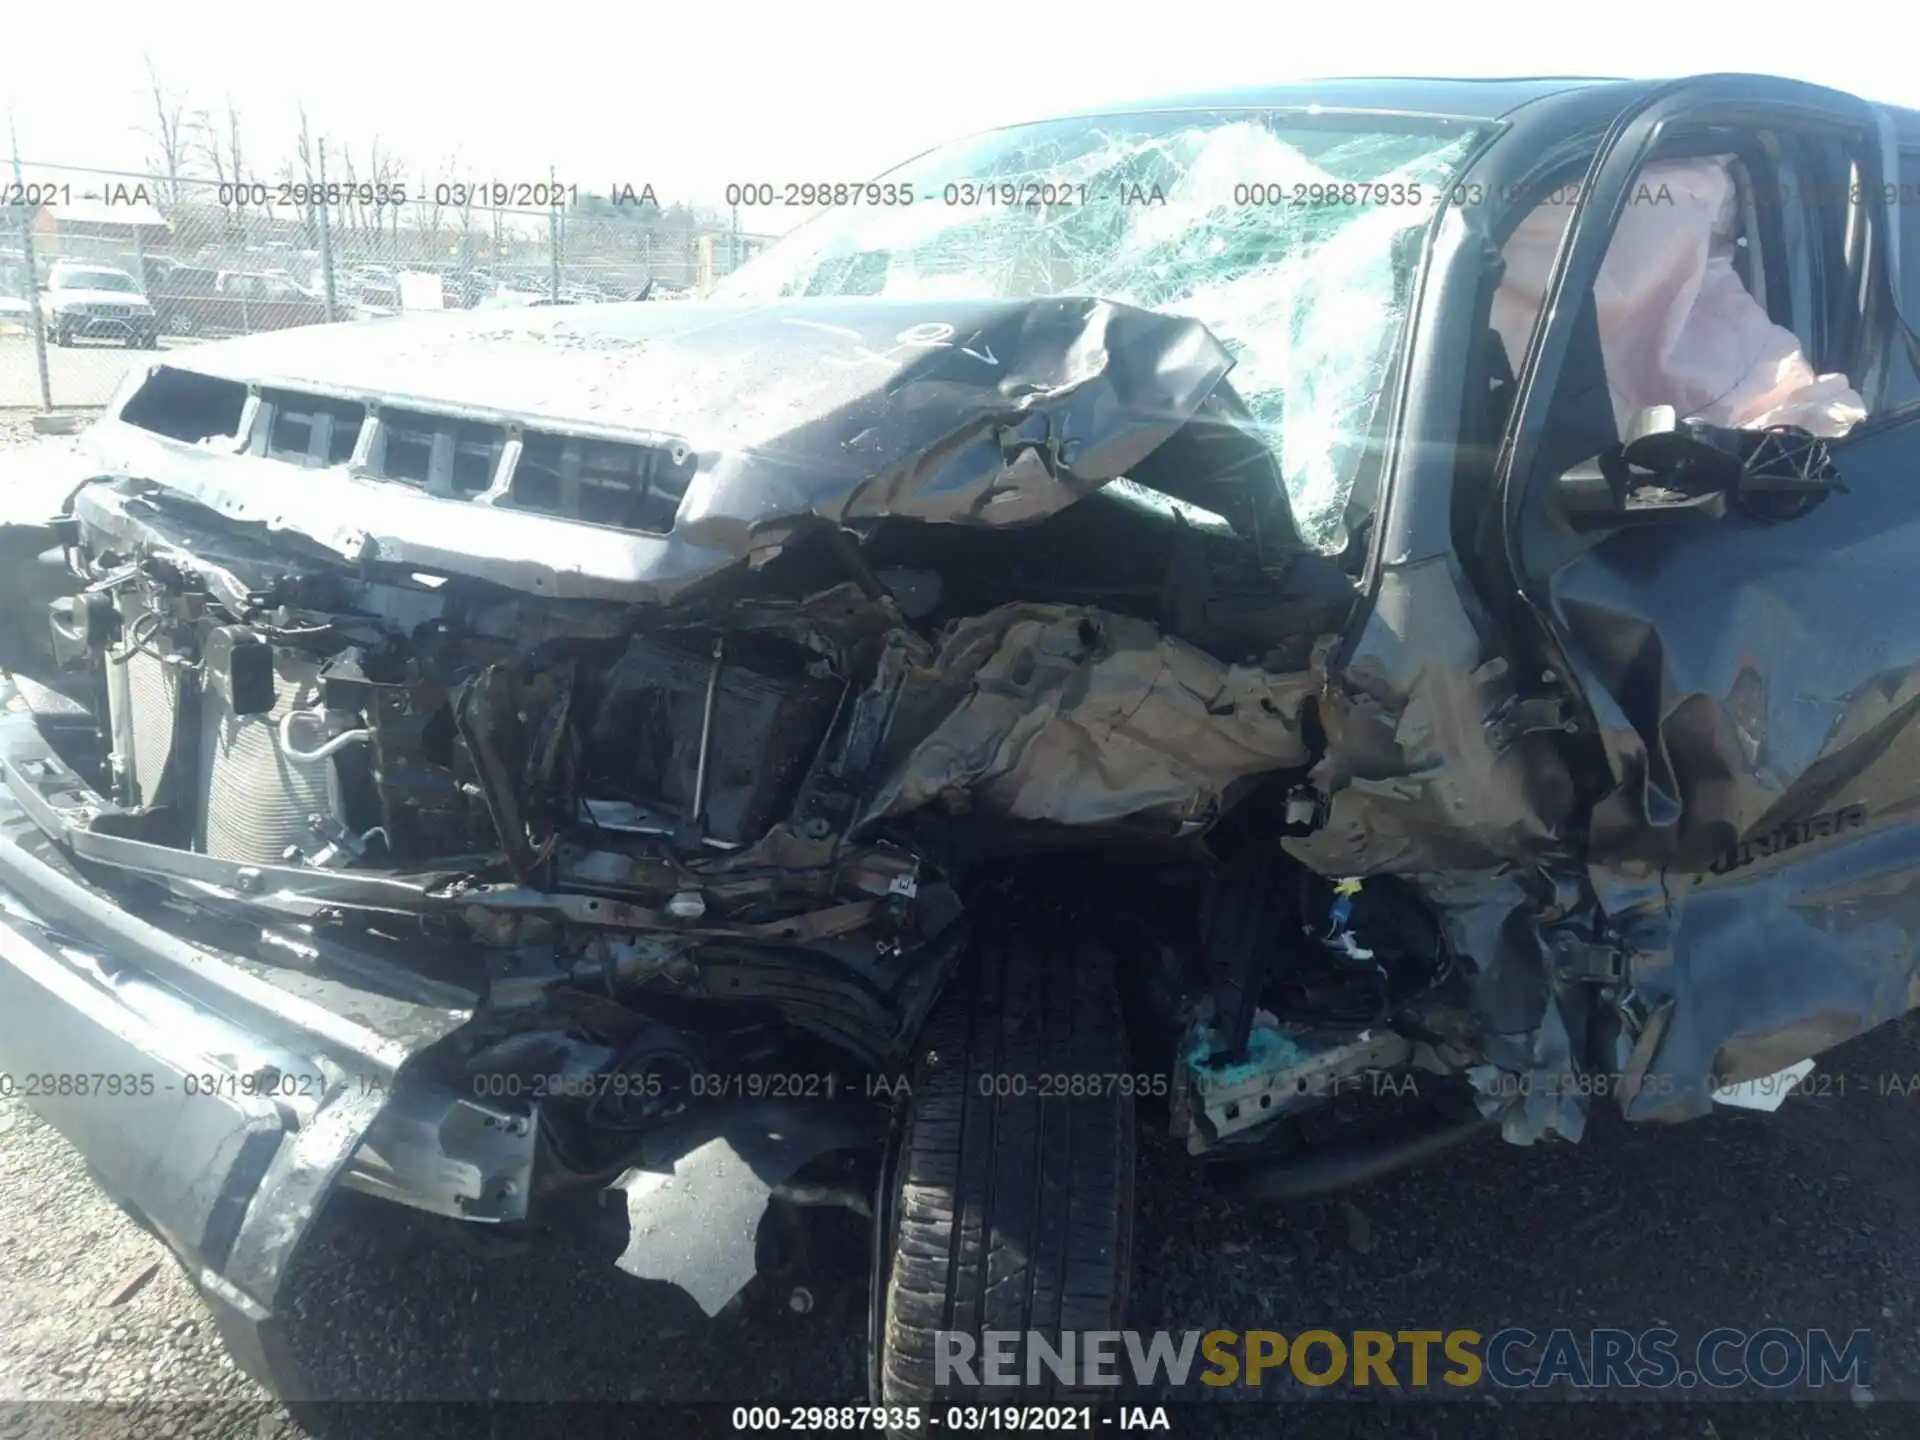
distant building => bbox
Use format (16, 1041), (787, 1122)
(32, 195), (174, 257)
(696, 231), (774, 293)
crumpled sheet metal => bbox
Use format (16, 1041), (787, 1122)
(718, 119), (1478, 557)
(153, 293), (1233, 553)
(856, 604), (1317, 834)
(1526, 298), (1920, 1122)
(1547, 420), (1920, 879)
(1614, 821), (1920, 1124)
(35, 296), (1235, 605)
(1410, 868), (1595, 1145)
(675, 296), (1236, 555)
(1285, 553), (1575, 877)
(1270, 551), (1595, 1144)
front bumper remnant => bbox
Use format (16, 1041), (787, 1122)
(0, 684), (484, 1397)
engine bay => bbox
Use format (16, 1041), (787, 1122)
(0, 442), (1480, 1171)
(0, 300), (1501, 1215)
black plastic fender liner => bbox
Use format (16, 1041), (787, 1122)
(605, 1097), (888, 1315)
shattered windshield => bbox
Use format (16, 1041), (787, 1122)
(718, 110), (1482, 552)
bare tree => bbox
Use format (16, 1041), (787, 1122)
(196, 98), (248, 241)
(195, 99), (246, 188)
(289, 102), (320, 248)
(411, 151), (454, 263)
(338, 138), (386, 256)
(336, 146), (363, 249)
(136, 56), (199, 205)
(376, 152), (407, 265)
(438, 151), (478, 302)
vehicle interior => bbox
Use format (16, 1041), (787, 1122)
(1452, 113), (1894, 619)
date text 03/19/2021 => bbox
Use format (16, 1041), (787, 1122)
(0, 1070), (336, 1101)
(728, 1405), (1167, 1432)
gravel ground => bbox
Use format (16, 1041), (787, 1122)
(5, 1029), (1920, 1440)
(0, 415), (41, 448)
(2, 412), (1918, 1440)
(0, 335), (172, 409)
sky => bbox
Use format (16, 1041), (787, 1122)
(8, 0), (1917, 213)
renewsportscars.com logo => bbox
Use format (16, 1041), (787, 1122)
(935, 1327), (1873, 1392)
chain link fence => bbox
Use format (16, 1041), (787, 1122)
(1, 162), (778, 410)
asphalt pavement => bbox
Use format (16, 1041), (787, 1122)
(2, 1015), (1918, 1439)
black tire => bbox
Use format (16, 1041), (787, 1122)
(51, 323), (71, 348)
(879, 904), (1135, 1405)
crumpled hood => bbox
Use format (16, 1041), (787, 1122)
(157, 294), (1238, 555)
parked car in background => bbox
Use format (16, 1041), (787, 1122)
(341, 266), (397, 295)
(39, 263), (156, 348)
(350, 279), (402, 319)
(150, 268), (329, 339)
(626, 280), (691, 301)
(139, 255), (190, 294)
(437, 269), (497, 309)
(0, 263), (31, 329)
(474, 285), (551, 309)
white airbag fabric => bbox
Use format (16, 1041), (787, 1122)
(1492, 156), (1865, 439)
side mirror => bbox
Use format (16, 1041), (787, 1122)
(1557, 406), (1846, 526)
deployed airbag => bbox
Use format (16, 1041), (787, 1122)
(1492, 156), (1866, 439)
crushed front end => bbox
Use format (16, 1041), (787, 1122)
(0, 294), (1417, 1391)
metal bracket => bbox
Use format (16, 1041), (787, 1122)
(1547, 928), (1628, 986)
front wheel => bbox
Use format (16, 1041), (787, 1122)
(877, 902), (1135, 1406)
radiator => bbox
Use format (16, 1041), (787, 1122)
(195, 650), (338, 866)
(107, 647), (186, 810)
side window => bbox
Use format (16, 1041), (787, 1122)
(1900, 150), (1920, 319)
(1890, 149), (1920, 412)
(1500, 148), (1868, 455)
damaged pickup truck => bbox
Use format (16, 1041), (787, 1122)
(3, 73), (1920, 1404)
